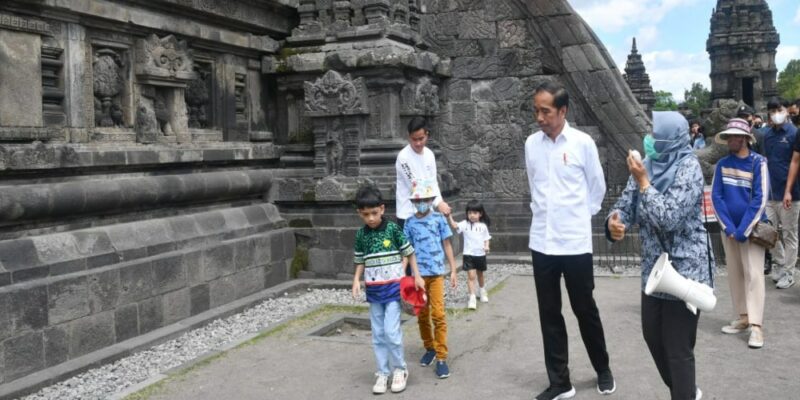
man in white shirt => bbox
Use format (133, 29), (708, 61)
(395, 117), (451, 228)
(525, 81), (614, 400)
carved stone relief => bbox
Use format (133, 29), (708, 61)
(303, 70), (369, 116)
(325, 122), (345, 175)
(92, 48), (126, 128)
(135, 34), (196, 83)
(186, 64), (211, 128)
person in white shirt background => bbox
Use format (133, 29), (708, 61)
(445, 200), (492, 310)
(525, 81), (615, 400)
(395, 117), (451, 229)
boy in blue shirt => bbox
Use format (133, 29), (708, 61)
(352, 186), (424, 394)
(402, 179), (458, 379)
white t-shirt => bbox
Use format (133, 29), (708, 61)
(395, 145), (442, 219)
(456, 220), (491, 256)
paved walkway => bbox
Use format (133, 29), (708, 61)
(140, 274), (800, 400)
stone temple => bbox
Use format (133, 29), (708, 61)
(622, 38), (656, 117)
(707, 0), (780, 111)
(0, 0), (650, 392)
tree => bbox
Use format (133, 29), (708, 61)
(654, 90), (678, 111)
(683, 82), (711, 118)
(777, 59), (800, 101)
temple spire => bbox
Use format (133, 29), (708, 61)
(623, 37), (655, 115)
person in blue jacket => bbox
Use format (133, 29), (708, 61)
(711, 118), (769, 350)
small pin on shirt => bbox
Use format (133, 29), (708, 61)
(563, 153), (567, 165)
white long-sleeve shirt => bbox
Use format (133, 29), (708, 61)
(395, 145), (442, 219)
(525, 122), (606, 255)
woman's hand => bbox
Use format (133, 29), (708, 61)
(627, 151), (650, 188)
(608, 211), (626, 241)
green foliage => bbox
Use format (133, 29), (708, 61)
(683, 82), (711, 118)
(653, 90), (678, 111)
(290, 244), (309, 279)
(778, 59), (800, 101)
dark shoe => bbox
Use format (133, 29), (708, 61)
(535, 386), (576, 400)
(435, 360), (450, 379)
(419, 349), (436, 366)
(597, 369), (616, 395)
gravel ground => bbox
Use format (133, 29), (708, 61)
(23, 264), (532, 400)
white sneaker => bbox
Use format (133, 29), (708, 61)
(467, 294), (477, 310)
(770, 269), (785, 283)
(721, 318), (749, 334)
(479, 287), (489, 303)
(390, 368), (408, 393)
(373, 374), (388, 394)
(776, 274), (795, 289)
(696, 387), (702, 400)
(748, 326), (764, 349)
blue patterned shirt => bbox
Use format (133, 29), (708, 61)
(607, 156), (715, 300)
(403, 211), (452, 277)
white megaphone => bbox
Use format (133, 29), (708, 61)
(645, 253), (716, 314)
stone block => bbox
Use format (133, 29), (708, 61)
(3, 332), (44, 382)
(472, 77), (522, 102)
(11, 285), (48, 332)
(138, 297), (163, 334)
(195, 212), (227, 235)
(0, 293), (12, 342)
(114, 303), (139, 342)
(458, 11), (496, 39)
(242, 206), (268, 226)
(118, 261), (155, 304)
(221, 208), (250, 231)
(189, 284), (210, 316)
(50, 184), (87, 219)
(449, 102), (477, 124)
(209, 277), (236, 308)
(562, 45), (592, 72)
(339, 229), (356, 250)
(333, 251), (351, 275)
(233, 239), (257, 271)
(48, 276), (90, 325)
(447, 80), (472, 102)
(270, 233), (286, 261)
(264, 262), (288, 288)
(0, 30), (42, 127)
(233, 268), (264, 299)
(68, 312), (114, 358)
(184, 250), (205, 286)
(44, 326), (69, 368)
(168, 216), (201, 242)
(252, 235), (271, 266)
(50, 259), (87, 276)
(0, 239), (41, 272)
(203, 243), (235, 280)
(162, 288), (190, 325)
(12, 266), (49, 283)
(498, 20), (530, 48)
(88, 269), (120, 313)
(308, 248), (335, 276)
(152, 254), (187, 294)
(484, 0), (522, 21)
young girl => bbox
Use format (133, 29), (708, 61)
(447, 200), (492, 309)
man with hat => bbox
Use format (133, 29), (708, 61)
(761, 97), (799, 289)
(711, 118), (769, 349)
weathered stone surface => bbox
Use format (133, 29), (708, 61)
(448, 102), (477, 124)
(203, 243), (235, 280)
(3, 332), (44, 382)
(43, 326), (69, 368)
(68, 312), (114, 358)
(48, 276), (90, 325)
(189, 284), (210, 316)
(458, 12), (496, 39)
(10, 285), (48, 332)
(0, 30), (42, 127)
(152, 254), (187, 294)
(118, 261), (155, 304)
(162, 288), (190, 325)
(138, 297), (163, 334)
(233, 267), (264, 298)
(114, 303), (139, 342)
(209, 276), (236, 308)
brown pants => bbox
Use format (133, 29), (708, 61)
(417, 276), (448, 360)
(721, 236), (765, 326)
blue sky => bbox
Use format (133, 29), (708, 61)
(572, 0), (800, 101)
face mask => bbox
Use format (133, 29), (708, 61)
(771, 111), (787, 125)
(414, 202), (431, 214)
(643, 135), (659, 161)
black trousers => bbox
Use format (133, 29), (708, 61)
(641, 293), (699, 400)
(531, 250), (610, 388)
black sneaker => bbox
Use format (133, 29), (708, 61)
(597, 369), (616, 395)
(535, 386), (576, 400)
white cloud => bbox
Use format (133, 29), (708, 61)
(619, 50), (710, 102)
(776, 44), (800, 72)
(794, 5), (800, 25)
(635, 26), (659, 49)
(574, 0), (694, 33)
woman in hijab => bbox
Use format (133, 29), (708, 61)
(606, 112), (713, 400)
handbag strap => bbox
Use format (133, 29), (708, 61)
(701, 193), (715, 287)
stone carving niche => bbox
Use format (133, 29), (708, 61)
(134, 34), (197, 143)
(303, 70), (369, 181)
(93, 48), (126, 128)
